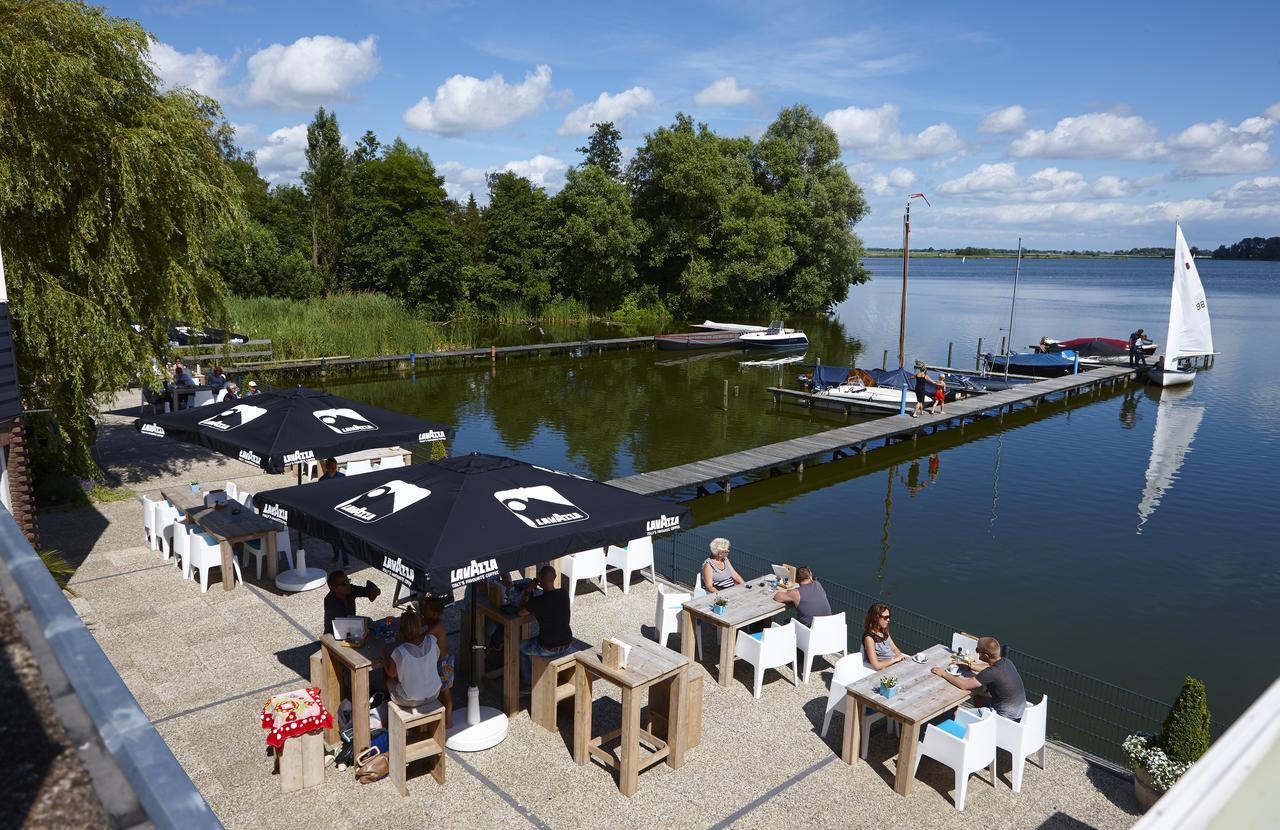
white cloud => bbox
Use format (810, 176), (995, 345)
(500, 154), (568, 189)
(148, 41), (231, 98)
(246, 35), (380, 109)
(868, 167), (918, 196)
(252, 124), (308, 183)
(693, 76), (754, 107)
(1169, 115), (1274, 176)
(1266, 101), (1280, 121)
(1178, 142), (1272, 176)
(1211, 176), (1280, 205)
(439, 154), (569, 201)
(977, 105), (1027, 134)
(822, 104), (963, 160)
(1009, 112), (1160, 159)
(938, 163), (1133, 201)
(405, 65), (551, 136)
(558, 86), (656, 136)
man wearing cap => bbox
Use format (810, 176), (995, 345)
(245, 380), (260, 395)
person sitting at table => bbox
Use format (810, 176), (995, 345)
(862, 601), (907, 670)
(384, 609), (452, 727)
(321, 570), (381, 637)
(245, 380), (260, 395)
(702, 537), (744, 593)
(771, 566), (831, 627)
(517, 564), (574, 687)
(220, 382), (239, 402)
(208, 364), (228, 389)
(930, 636), (1027, 721)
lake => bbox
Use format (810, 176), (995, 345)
(319, 255), (1279, 734)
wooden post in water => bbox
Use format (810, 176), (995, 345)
(947, 342), (953, 368)
(882, 349), (888, 370)
(975, 337), (983, 370)
(490, 345), (496, 364)
(999, 335), (1006, 355)
(722, 379), (729, 410)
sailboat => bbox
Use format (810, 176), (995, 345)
(1137, 387), (1205, 532)
(1146, 223), (1214, 386)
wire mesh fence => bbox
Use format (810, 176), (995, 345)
(652, 528), (1224, 767)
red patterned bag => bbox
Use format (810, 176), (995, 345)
(260, 687), (333, 748)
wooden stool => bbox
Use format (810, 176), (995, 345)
(530, 639), (590, 732)
(649, 672), (704, 750)
(388, 700), (446, 796)
(274, 731), (324, 793)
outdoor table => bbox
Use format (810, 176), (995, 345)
(337, 446), (412, 467)
(173, 384), (217, 409)
(154, 487), (213, 512)
(679, 576), (786, 686)
(841, 643), (973, 796)
(318, 633), (387, 758)
(182, 502), (280, 590)
(472, 593), (535, 717)
(573, 633), (690, 797)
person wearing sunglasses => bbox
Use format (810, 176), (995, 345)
(862, 602), (907, 670)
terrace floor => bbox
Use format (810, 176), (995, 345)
(43, 405), (1143, 829)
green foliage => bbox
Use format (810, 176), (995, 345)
(1158, 677), (1211, 766)
(0, 0), (242, 475)
(38, 549), (75, 592)
(611, 286), (672, 326)
(555, 164), (638, 309)
(302, 107), (347, 289)
(1212, 236), (1280, 260)
(481, 172), (556, 307)
(576, 121), (623, 178)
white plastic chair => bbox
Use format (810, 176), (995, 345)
(379, 455), (407, 469)
(606, 537), (655, 594)
(204, 490), (228, 508)
(185, 528), (240, 592)
(243, 530), (296, 580)
(654, 583), (703, 660)
(733, 620), (798, 699)
(191, 389), (215, 407)
(344, 459), (375, 475)
(224, 481), (240, 502)
(951, 631), (979, 655)
(794, 612), (848, 684)
(997, 695), (1048, 793)
(237, 490), (254, 509)
(157, 503), (182, 560)
(141, 495), (156, 548)
(563, 548), (607, 606)
(820, 653), (897, 756)
(913, 707), (998, 811)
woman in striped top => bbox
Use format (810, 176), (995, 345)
(702, 537), (744, 593)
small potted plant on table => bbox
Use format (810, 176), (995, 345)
(880, 675), (899, 698)
(1124, 676), (1210, 811)
(712, 597), (728, 615)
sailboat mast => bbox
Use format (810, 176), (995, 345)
(898, 203), (910, 368)
(1004, 239), (1022, 380)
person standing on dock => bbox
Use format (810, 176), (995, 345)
(1128, 329), (1148, 367)
(930, 374), (947, 415)
(911, 361), (930, 418)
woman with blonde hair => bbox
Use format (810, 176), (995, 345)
(702, 537), (744, 593)
(383, 610), (448, 724)
(862, 601), (906, 671)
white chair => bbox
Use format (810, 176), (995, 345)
(191, 388), (215, 407)
(243, 530), (296, 580)
(820, 653), (896, 757)
(141, 495), (156, 548)
(951, 631), (979, 656)
(913, 707), (998, 811)
(605, 537), (655, 594)
(997, 695), (1048, 793)
(562, 548), (607, 606)
(654, 584), (703, 660)
(794, 612), (848, 684)
(224, 481), (240, 502)
(379, 455), (407, 469)
(734, 620), (798, 699)
(170, 519), (190, 572)
(344, 459), (375, 475)
(185, 528), (241, 592)
(237, 490), (254, 509)
(157, 503), (182, 561)
(204, 490), (228, 508)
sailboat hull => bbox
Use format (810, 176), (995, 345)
(1145, 367), (1196, 387)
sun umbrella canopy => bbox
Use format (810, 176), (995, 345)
(133, 386), (455, 474)
(251, 453), (690, 593)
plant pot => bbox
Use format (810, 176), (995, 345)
(712, 604), (727, 615)
(1133, 765), (1164, 812)
(189, 483), (201, 493)
(880, 684), (898, 699)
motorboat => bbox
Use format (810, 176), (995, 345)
(654, 330), (747, 350)
(1040, 337), (1157, 365)
(800, 365), (980, 405)
(1145, 223), (1214, 387)
(983, 350), (1082, 377)
(690, 321), (768, 334)
(738, 321), (809, 349)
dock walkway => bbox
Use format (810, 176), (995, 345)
(609, 365), (1136, 497)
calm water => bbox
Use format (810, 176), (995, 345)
(320, 256), (1280, 726)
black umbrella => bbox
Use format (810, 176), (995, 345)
(133, 386), (455, 476)
(251, 452), (689, 594)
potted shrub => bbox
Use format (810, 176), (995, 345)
(1124, 676), (1210, 811)
(880, 675), (898, 698)
(712, 597), (728, 616)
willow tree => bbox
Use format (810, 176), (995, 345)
(0, 0), (241, 475)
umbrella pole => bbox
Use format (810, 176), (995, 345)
(445, 582), (509, 752)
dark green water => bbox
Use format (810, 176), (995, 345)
(319, 256), (1280, 732)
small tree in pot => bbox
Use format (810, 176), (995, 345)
(1125, 676), (1211, 812)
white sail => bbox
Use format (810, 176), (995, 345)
(1163, 224), (1214, 361)
(1137, 393), (1205, 531)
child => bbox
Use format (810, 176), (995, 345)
(930, 373), (947, 415)
(422, 597), (454, 728)
(384, 610), (452, 728)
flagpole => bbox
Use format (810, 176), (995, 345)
(898, 194), (929, 369)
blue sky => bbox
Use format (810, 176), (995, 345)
(123, 0), (1280, 249)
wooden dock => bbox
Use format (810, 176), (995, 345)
(608, 365), (1137, 498)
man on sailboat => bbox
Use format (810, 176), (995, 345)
(1128, 328), (1149, 367)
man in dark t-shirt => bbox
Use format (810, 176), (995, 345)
(517, 564), (573, 685)
(322, 570), (381, 637)
(931, 635), (1028, 721)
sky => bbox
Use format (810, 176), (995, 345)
(118, 0), (1280, 249)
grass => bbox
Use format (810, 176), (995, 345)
(487, 297), (592, 324)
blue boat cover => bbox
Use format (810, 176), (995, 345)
(800, 365), (945, 395)
(986, 351), (1077, 369)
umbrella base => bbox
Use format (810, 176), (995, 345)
(445, 687), (508, 751)
(275, 567), (327, 592)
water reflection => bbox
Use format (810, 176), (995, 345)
(1136, 386), (1205, 533)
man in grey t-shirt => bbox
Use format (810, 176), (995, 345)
(771, 566), (831, 627)
(931, 636), (1027, 721)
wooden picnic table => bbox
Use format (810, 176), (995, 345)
(149, 487), (213, 512)
(471, 593), (535, 718)
(573, 634), (690, 797)
(679, 576), (786, 686)
(182, 502), (280, 590)
(841, 643), (973, 796)
(318, 633), (388, 758)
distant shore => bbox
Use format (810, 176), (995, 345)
(863, 250), (1167, 259)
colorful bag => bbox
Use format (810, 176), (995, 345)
(260, 687), (333, 748)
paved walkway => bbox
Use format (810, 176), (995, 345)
(43, 401), (1141, 829)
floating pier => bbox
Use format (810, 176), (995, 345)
(609, 365), (1137, 498)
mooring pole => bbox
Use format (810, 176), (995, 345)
(882, 349), (888, 370)
(723, 379), (729, 410)
(976, 337), (983, 370)
(947, 341), (953, 368)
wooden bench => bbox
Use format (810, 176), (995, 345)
(388, 699), (446, 796)
(530, 639), (591, 732)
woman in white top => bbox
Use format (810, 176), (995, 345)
(702, 537), (744, 593)
(384, 611), (447, 723)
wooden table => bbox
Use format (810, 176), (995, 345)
(318, 633), (387, 757)
(573, 634), (690, 797)
(153, 487), (213, 512)
(679, 576), (786, 686)
(841, 643), (973, 795)
(471, 594), (534, 717)
(183, 503), (280, 590)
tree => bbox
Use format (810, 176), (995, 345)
(455, 193), (485, 267)
(302, 107), (347, 290)
(554, 165), (638, 309)
(576, 121), (623, 178)
(1159, 677), (1211, 766)
(480, 172), (555, 307)
(0, 0), (241, 475)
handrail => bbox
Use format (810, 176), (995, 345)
(0, 507), (221, 829)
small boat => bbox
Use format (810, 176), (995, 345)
(654, 330), (746, 350)
(690, 321), (768, 334)
(1146, 223), (1214, 387)
(800, 365), (980, 404)
(1042, 337), (1157, 365)
(738, 320), (809, 349)
(984, 350), (1082, 378)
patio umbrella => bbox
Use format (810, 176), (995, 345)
(133, 385), (455, 477)
(251, 452), (689, 751)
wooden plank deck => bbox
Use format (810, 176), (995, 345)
(608, 365), (1136, 497)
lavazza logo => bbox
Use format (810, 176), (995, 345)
(238, 449), (262, 465)
(334, 480), (431, 523)
(493, 485), (588, 529)
(418, 430), (447, 442)
(646, 514), (681, 535)
(140, 423), (166, 437)
(283, 449), (315, 465)
(382, 556), (417, 586)
(199, 403), (268, 432)
(314, 407), (378, 435)
(261, 504), (289, 524)
(450, 558), (498, 586)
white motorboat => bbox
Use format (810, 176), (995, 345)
(738, 320), (809, 349)
(690, 321), (768, 333)
(1146, 223), (1214, 387)
(816, 380), (909, 408)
